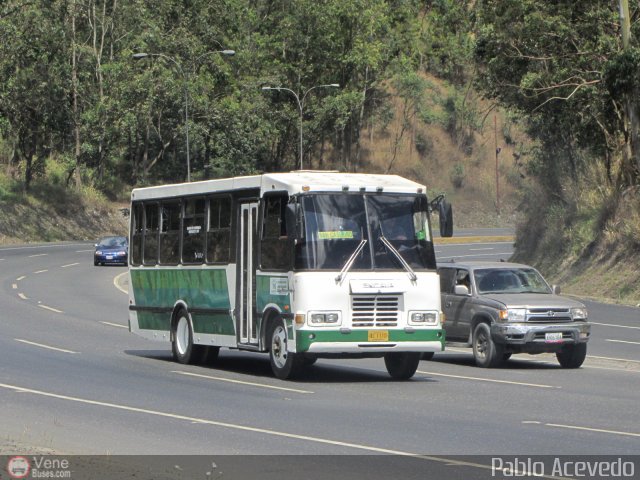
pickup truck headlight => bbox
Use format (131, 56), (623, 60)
(499, 308), (527, 322)
(571, 307), (588, 320)
(309, 311), (341, 326)
(409, 311), (439, 326)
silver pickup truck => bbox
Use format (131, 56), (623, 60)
(431, 261), (591, 368)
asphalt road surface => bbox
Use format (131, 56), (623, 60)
(1, 238), (639, 477)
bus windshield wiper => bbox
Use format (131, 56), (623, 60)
(380, 236), (417, 282)
(335, 239), (368, 284)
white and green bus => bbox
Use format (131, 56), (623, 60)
(128, 171), (448, 379)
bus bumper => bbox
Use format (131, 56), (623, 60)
(296, 329), (445, 353)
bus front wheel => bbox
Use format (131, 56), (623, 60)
(268, 316), (303, 380)
(384, 352), (421, 380)
(172, 309), (205, 365)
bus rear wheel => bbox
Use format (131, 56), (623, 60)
(268, 316), (303, 380)
(172, 309), (205, 365)
(384, 352), (421, 380)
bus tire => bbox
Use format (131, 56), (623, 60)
(472, 322), (504, 368)
(268, 316), (303, 380)
(172, 309), (205, 365)
(556, 343), (587, 368)
(384, 352), (421, 380)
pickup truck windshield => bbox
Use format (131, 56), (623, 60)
(294, 193), (436, 271)
(474, 268), (551, 294)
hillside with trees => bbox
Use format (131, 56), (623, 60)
(0, 1), (638, 301)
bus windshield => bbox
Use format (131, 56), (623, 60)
(295, 193), (436, 271)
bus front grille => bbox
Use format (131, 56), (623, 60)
(351, 295), (400, 327)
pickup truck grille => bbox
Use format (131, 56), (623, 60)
(527, 308), (572, 323)
(351, 294), (399, 327)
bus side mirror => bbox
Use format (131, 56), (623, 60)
(285, 204), (302, 241)
(438, 200), (454, 238)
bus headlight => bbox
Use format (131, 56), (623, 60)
(309, 311), (341, 326)
(409, 311), (439, 326)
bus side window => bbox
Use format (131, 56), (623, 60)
(182, 198), (205, 264)
(143, 203), (159, 265)
(260, 195), (290, 270)
(207, 197), (231, 263)
(159, 201), (181, 265)
(131, 203), (143, 265)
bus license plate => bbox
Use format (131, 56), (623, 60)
(368, 330), (389, 342)
(545, 332), (563, 343)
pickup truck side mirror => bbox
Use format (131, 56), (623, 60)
(551, 285), (561, 295)
(454, 284), (470, 296)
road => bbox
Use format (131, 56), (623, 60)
(0, 238), (639, 477)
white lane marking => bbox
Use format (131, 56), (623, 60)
(33, 270), (48, 274)
(101, 321), (128, 329)
(591, 322), (640, 330)
(0, 382), (566, 478)
(437, 241), (514, 247)
(173, 371), (314, 394)
(76, 249), (94, 253)
(16, 276), (26, 281)
(61, 262), (80, 268)
(15, 339), (78, 354)
(18, 293), (28, 300)
(588, 355), (640, 364)
(438, 252), (513, 259)
(12, 284), (17, 290)
(28, 253), (48, 258)
(606, 339), (640, 346)
(417, 370), (559, 389)
(38, 305), (63, 314)
(524, 421), (640, 438)
(113, 272), (128, 295)
(469, 247), (495, 251)
(0, 258), (4, 261)
(585, 365), (640, 374)
(0, 243), (90, 252)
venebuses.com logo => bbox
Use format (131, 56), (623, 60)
(6, 456), (72, 479)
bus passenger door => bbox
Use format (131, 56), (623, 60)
(237, 202), (259, 345)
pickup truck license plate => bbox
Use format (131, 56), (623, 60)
(368, 330), (389, 342)
(545, 332), (563, 343)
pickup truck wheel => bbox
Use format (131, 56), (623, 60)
(472, 322), (504, 368)
(556, 343), (587, 368)
(384, 352), (421, 380)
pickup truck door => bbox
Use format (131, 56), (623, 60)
(442, 268), (473, 341)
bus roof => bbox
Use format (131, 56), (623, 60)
(131, 171), (427, 201)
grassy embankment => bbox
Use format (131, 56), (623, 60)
(0, 168), (128, 245)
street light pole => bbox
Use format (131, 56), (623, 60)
(262, 84), (339, 170)
(132, 49), (235, 182)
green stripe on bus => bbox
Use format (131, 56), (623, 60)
(131, 268), (235, 335)
(296, 329), (445, 352)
